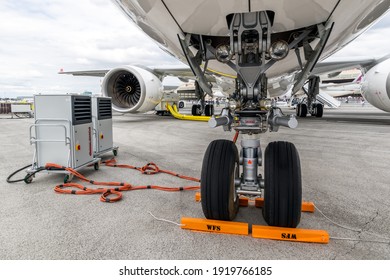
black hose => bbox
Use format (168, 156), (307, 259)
(6, 164), (45, 184)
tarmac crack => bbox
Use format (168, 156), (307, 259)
(340, 210), (380, 259)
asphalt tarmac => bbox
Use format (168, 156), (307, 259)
(0, 104), (389, 260)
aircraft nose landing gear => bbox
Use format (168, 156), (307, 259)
(200, 10), (306, 228)
(201, 113), (302, 228)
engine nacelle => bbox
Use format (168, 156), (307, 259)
(361, 59), (390, 113)
(102, 66), (163, 113)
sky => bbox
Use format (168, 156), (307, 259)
(1, 0), (390, 98)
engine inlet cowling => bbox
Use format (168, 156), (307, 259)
(361, 59), (390, 113)
(102, 66), (163, 113)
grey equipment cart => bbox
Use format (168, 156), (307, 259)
(26, 94), (101, 183)
(91, 96), (118, 157)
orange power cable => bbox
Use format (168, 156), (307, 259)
(47, 159), (200, 203)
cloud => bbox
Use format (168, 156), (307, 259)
(0, 0), (178, 97)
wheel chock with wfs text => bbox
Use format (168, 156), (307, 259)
(180, 217), (329, 244)
(185, 192), (328, 244)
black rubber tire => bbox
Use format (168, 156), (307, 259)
(296, 103), (307, 117)
(262, 141), (302, 228)
(24, 175), (33, 184)
(315, 104), (323, 118)
(300, 104), (307, 117)
(113, 149), (118, 156)
(204, 104), (214, 116)
(178, 101), (184, 109)
(201, 139), (239, 221)
(191, 104), (201, 116)
(191, 104), (196, 116)
(64, 174), (73, 183)
(296, 104), (301, 116)
(94, 162), (100, 171)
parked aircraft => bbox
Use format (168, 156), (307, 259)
(61, 0), (390, 228)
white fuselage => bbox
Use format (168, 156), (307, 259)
(112, 0), (390, 80)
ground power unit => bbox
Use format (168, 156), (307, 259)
(91, 96), (118, 157)
(28, 94), (100, 182)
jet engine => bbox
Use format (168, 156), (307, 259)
(361, 59), (390, 112)
(102, 66), (163, 113)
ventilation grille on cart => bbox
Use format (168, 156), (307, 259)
(72, 96), (92, 125)
(98, 98), (112, 120)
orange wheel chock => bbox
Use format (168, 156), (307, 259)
(181, 217), (329, 244)
(239, 196), (249, 207)
(181, 217), (248, 235)
(195, 192), (201, 202)
(254, 198), (315, 213)
(194, 192), (315, 213)
(252, 225), (329, 244)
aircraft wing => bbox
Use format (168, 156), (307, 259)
(59, 65), (219, 83)
(313, 53), (390, 75)
(58, 69), (109, 77)
(149, 65), (217, 83)
(59, 66), (194, 78)
(147, 65), (193, 78)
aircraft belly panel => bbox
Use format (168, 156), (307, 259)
(164, 0), (339, 35)
(115, 0), (390, 80)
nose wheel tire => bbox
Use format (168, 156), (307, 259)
(262, 141), (302, 228)
(201, 139), (239, 221)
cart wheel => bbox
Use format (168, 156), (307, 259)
(24, 175), (33, 184)
(113, 149), (118, 156)
(94, 162), (100, 171)
(64, 174), (74, 183)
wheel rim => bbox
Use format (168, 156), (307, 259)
(227, 156), (239, 219)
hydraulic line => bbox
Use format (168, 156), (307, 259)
(166, 104), (211, 121)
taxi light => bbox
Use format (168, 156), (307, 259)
(269, 40), (289, 60)
(215, 44), (233, 63)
